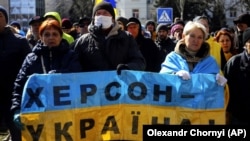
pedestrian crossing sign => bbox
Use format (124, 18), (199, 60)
(157, 8), (173, 24)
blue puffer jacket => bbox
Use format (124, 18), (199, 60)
(11, 39), (82, 112)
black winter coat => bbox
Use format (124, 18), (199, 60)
(224, 50), (250, 122)
(135, 34), (160, 72)
(11, 39), (82, 112)
(0, 27), (31, 111)
(155, 37), (176, 72)
(72, 22), (145, 72)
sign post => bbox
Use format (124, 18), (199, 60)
(157, 8), (173, 24)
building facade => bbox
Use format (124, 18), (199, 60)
(0, 0), (45, 32)
(115, 0), (250, 27)
(1, 0), (249, 32)
(116, 0), (156, 25)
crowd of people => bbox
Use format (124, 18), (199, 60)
(0, 1), (249, 140)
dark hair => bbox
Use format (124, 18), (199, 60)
(78, 17), (91, 27)
(145, 20), (156, 31)
(61, 18), (72, 29)
(233, 13), (250, 26)
(29, 16), (44, 25)
(214, 29), (236, 54)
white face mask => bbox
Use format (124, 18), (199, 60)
(94, 15), (113, 29)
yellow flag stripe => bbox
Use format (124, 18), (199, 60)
(94, 0), (117, 16)
(95, 0), (103, 5)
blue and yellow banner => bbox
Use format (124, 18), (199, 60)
(20, 71), (226, 140)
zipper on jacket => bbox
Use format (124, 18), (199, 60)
(49, 51), (53, 70)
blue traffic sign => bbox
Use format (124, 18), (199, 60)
(157, 8), (173, 24)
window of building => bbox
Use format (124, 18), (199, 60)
(149, 9), (155, 19)
(147, 0), (153, 4)
(229, 8), (236, 17)
(132, 9), (139, 18)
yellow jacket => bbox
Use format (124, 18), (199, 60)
(206, 36), (221, 69)
(207, 36), (229, 124)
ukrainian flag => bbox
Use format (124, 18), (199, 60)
(95, 0), (103, 5)
(95, 0), (117, 16)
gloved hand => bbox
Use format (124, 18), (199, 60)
(175, 70), (191, 80)
(116, 64), (129, 75)
(89, 24), (106, 46)
(89, 24), (104, 37)
(48, 70), (57, 74)
(13, 110), (25, 130)
(216, 73), (227, 86)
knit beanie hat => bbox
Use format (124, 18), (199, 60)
(145, 20), (155, 28)
(156, 24), (168, 33)
(116, 16), (128, 26)
(61, 18), (72, 29)
(127, 17), (141, 26)
(0, 5), (8, 23)
(10, 21), (21, 29)
(171, 24), (183, 36)
(234, 13), (250, 27)
(93, 1), (115, 19)
(243, 27), (250, 45)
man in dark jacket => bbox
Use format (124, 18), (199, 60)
(0, 5), (31, 141)
(126, 17), (160, 72)
(155, 23), (176, 71)
(233, 13), (250, 53)
(145, 20), (157, 41)
(71, 1), (145, 74)
(224, 27), (250, 125)
(27, 16), (44, 48)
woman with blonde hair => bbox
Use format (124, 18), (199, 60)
(160, 21), (229, 124)
(160, 21), (227, 86)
